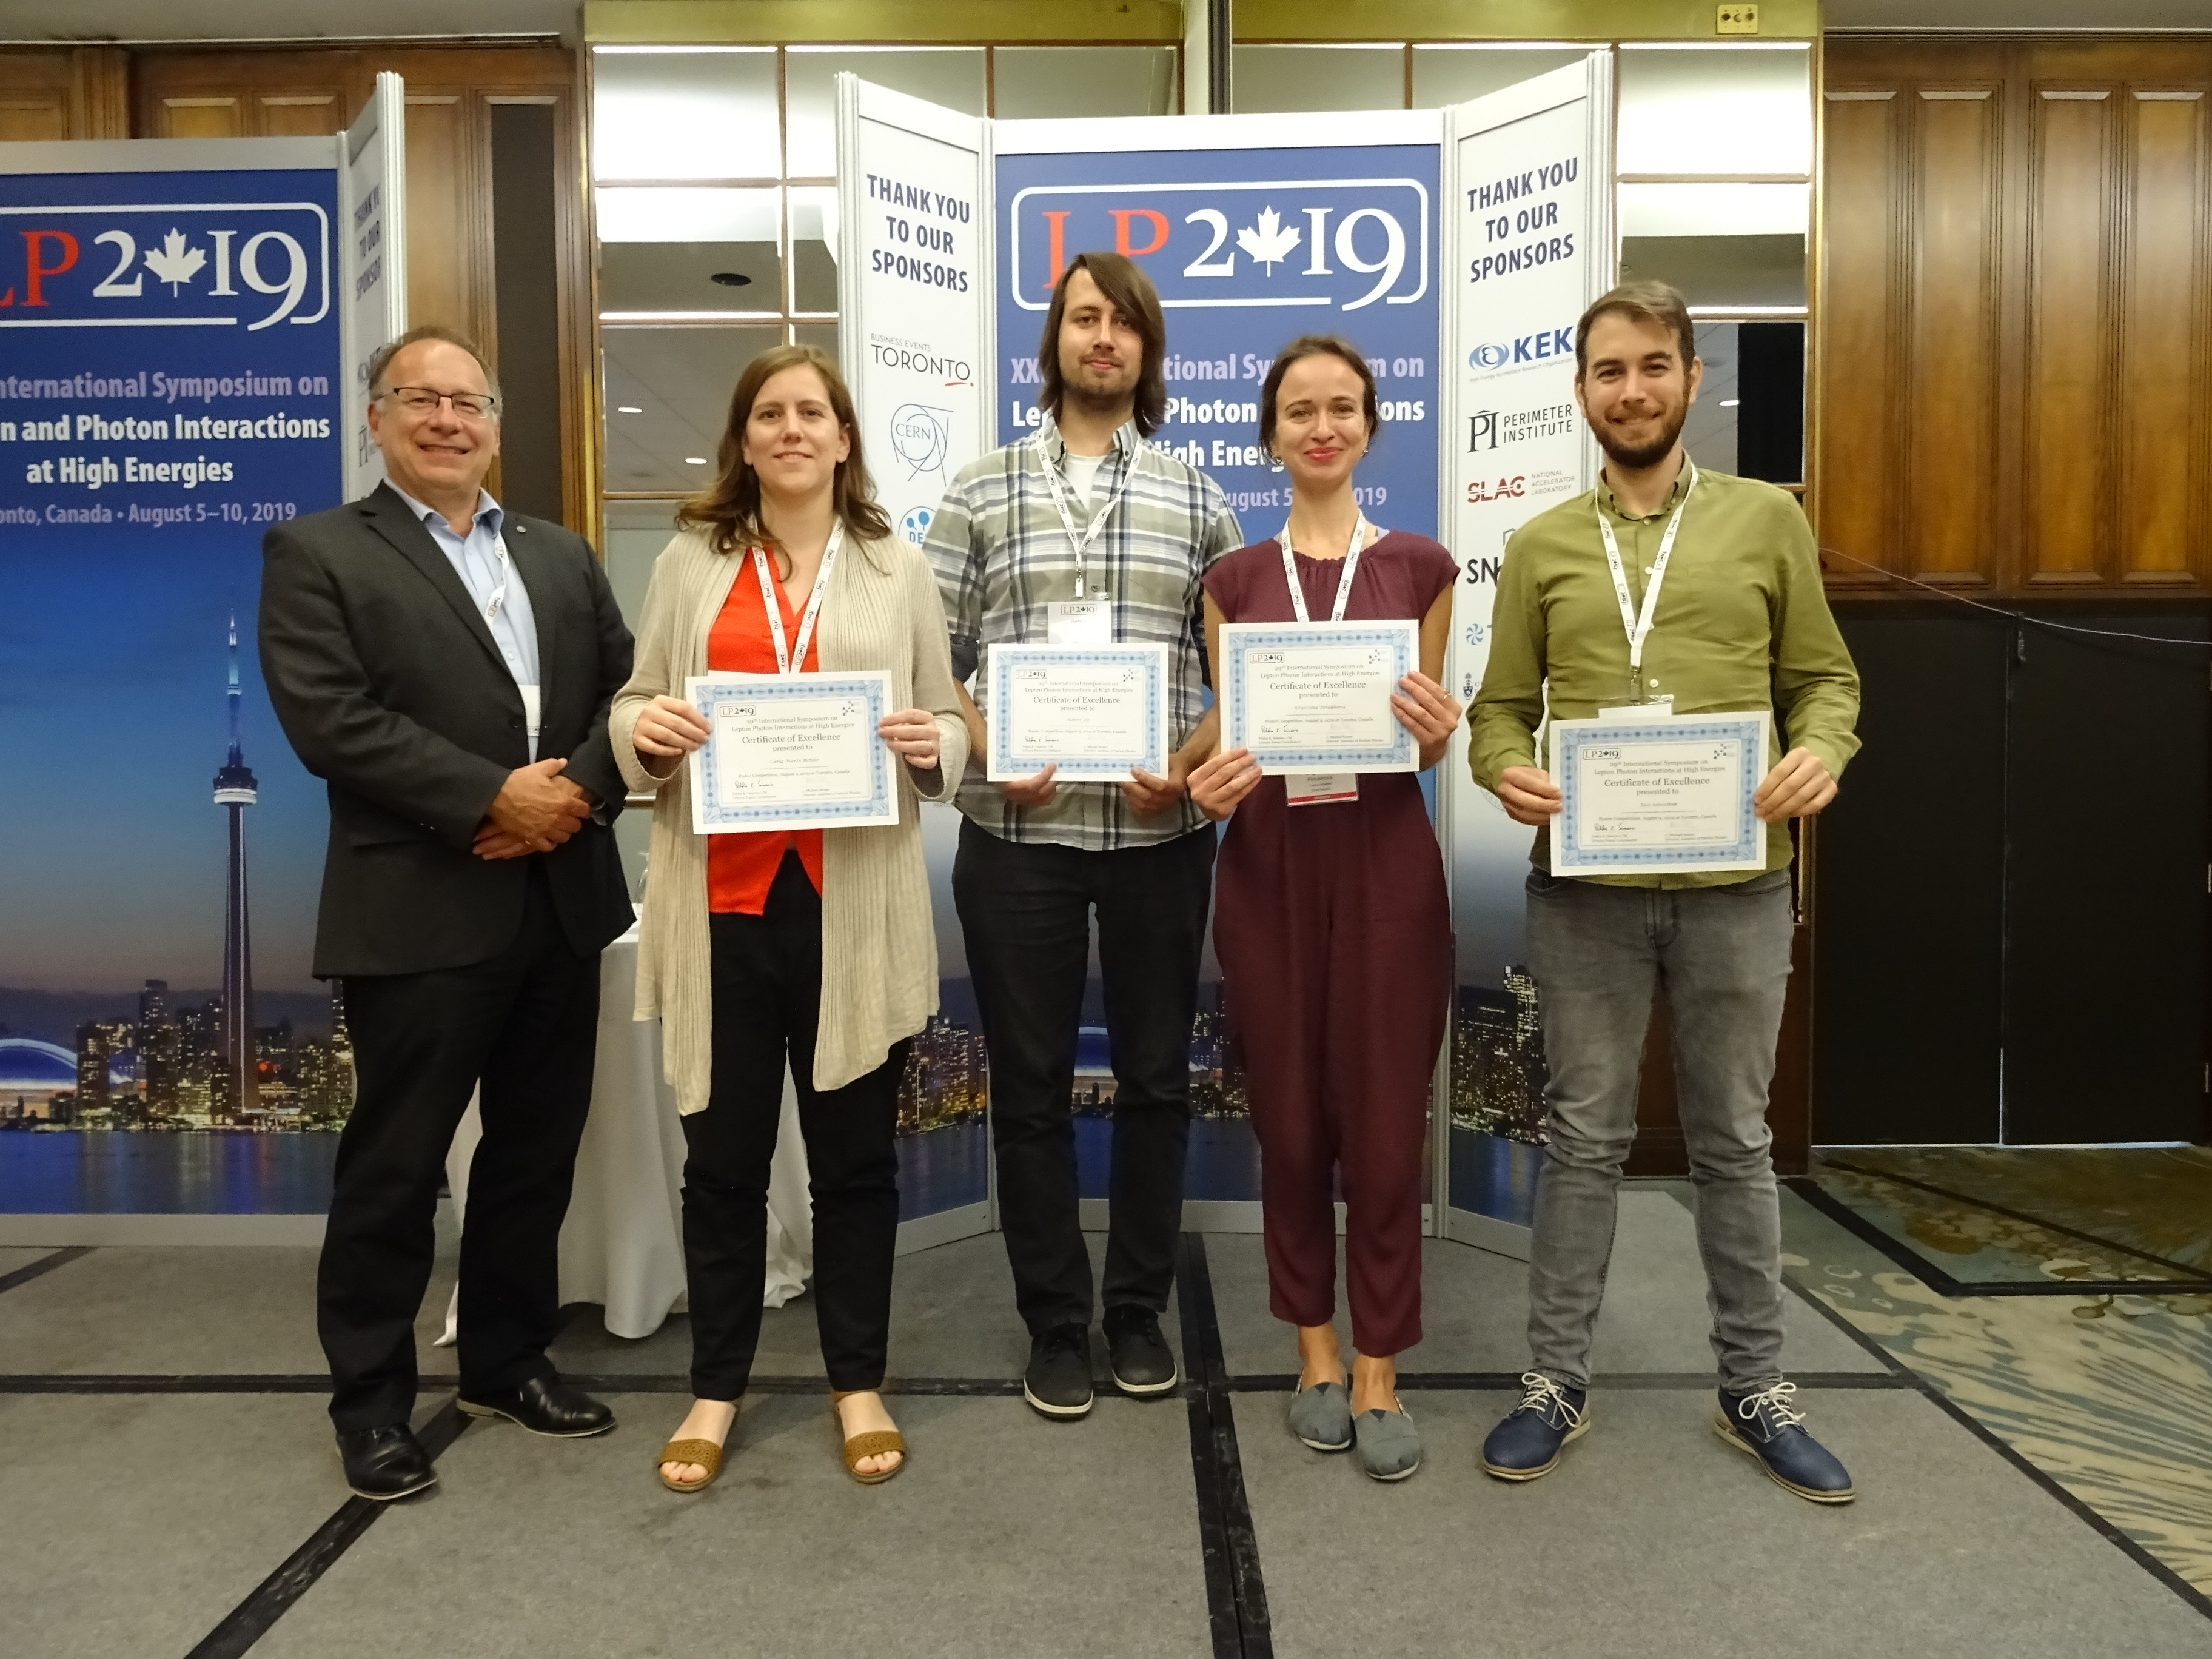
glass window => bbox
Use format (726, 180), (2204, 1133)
(1231, 45), (1406, 113)
(596, 187), (782, 319)
(1683, 321), (1740, 474)
(994, 46), (1179, 118)
(1410, 45), (1588, 108)
(591, 48), (779, 181)
(789, 185), (839, 315)
(785, 47), (985, 178)
(602, 326), (780, 494)
(1616, 45), (1812, 176)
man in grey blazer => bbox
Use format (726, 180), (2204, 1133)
(260, 326), (635, 1500)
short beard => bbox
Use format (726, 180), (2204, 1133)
(1592, 402), (1688, 472)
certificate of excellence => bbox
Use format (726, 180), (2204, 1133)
(685, 671), (899, 834)
(1548, 711), (1771, 876)
(1218, 620), (1418, 776)
(986, 644), (1171, 782)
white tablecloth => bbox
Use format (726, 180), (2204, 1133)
(437, 923), (811, 1344)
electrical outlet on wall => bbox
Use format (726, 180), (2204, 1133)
(1717, 4), (1760, 32)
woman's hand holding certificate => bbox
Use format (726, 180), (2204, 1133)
(1218, 620), (1420, 775)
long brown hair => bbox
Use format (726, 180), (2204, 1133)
(680, 344), (891, 558)
(1256, 333), (1380, 460)
(1036, 252), (1167, 438)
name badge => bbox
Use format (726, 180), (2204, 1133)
(1597, 695), (1673, 721)
(1047, 598), (1113, 646)
(1285, 771), (1358, 807)
(518, 683), (543, 737)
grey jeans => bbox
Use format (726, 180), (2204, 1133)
(1521, 865), (1795, 1394)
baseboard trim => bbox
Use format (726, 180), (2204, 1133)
(0, 1214), (329, 1247)
(1444, 1206), (1533, 1261)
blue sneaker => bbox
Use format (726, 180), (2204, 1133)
(1714, 1382), (1856, 1504)
(1480, 1373), (1589, 1481)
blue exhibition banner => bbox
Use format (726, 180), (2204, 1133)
(993, 141), (1440, 541)
(0, 161), (349, 1199)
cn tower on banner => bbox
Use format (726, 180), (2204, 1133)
(212, 610), (259, 1122)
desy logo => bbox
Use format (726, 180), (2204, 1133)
(0, 201), (329, 332)
(1011, 178), (1429, 314)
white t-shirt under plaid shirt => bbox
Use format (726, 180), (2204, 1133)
(927, 412), (1243, 850)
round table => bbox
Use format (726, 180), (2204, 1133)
(437, 922), (811, 1345)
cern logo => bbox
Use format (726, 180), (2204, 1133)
(890, 403), (951, 480)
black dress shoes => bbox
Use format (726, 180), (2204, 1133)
(457, 1375), (617, 1438)
(337, 1423), (437, 1501)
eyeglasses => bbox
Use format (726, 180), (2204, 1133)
(383, 386), (500, 420)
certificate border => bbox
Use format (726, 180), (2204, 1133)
(1219, 620), (1419, 774)
(985, 643), (1170, 781)
(686, 670), (898, 834)
(1550, 713), (1771, 875)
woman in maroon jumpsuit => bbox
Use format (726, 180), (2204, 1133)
(1190, 336), (1460, 1481)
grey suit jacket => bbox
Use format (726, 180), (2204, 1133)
(258, 481), (636, 977)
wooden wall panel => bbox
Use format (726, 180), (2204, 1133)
(154, 97), (243, 139)
(2120, 90), (2209, 585)
(1816, 91), (1900, 588)
(0, 47), (127, 141)
(2025, 90), (2117, 586)
(1907, 90), (2002, 583)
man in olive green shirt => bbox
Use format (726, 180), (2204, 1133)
(1470, 283), (1862, 1505)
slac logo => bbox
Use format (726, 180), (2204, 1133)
(898, 504), (934, 545)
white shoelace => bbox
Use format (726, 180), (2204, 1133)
(1734, 1380), (1806, 1431)
(1515, 1372), (1583, 1426)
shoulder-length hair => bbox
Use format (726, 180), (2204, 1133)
(1257, 333), (1380, 459)
(1036, 252), (1167, 438)
(679, 344), (891, 560)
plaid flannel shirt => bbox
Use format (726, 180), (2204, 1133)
(927, 413), (1243, 850)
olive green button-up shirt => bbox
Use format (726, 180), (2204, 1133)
(1468, 464), (1861, 888)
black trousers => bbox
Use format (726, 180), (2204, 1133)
(686, 851), (903, 1399)
(952, 817), (1216, 1335)
(319, 862), (599, 1432)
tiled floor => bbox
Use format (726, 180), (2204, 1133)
(4, 1182), (2207, 1658)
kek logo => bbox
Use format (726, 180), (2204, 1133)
(0, 199), (330, 332)
(1010, 177), (1429, 314)
(1467, 327), (1574, 375)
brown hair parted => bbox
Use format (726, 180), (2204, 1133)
(679, 344), (891, 558)
(366, 324), (501, 404)
(1573, 281), (1697, 378)
(1256, 333), (1381, 461)
(1036, 252), (1167, 437)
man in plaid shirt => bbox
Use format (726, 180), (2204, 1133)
(927, 252), (1241, 1420)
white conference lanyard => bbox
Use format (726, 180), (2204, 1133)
(751, 520), (843, 675)
(1277, 512), (1373, 807)
(1037, 433), (1128, 643)
(1595, 460), (1697, 717)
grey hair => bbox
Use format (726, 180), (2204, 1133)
(366, 324), (502, 406)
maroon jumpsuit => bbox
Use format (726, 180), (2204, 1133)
(1204, 532), (1456, 1358)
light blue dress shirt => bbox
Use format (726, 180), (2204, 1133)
(391, 484), (542, 759)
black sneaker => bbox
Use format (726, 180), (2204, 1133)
(1102, 1305), (1179, 1397)
(1024, 1322), (1094, 1419)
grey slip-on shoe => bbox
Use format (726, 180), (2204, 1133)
(1353, 1400), (1422, 1482)
(1287, 1380), (1353, 1452)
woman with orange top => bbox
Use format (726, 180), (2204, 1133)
(611, 345), (967, 1492)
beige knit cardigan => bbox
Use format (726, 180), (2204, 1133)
(609, 525), (968, 1111)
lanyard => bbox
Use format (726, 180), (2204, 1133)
(1277, 514), (1372, 623)
(751, 520), (843, 675)
(482, 534), (511, 623)
(1035, 432), (1131, 599)
(1594, 460), (1697, 674)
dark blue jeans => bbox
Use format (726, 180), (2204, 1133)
(1522, 866), (1795, 1394)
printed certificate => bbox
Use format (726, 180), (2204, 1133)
(986, 644), (1170, 782)
(1548, 711), (1771, 876)
(686, 671), (899, 834)
(1218, 620), (1419, 776)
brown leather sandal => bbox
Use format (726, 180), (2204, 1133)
(833, 1403), (907, 1486)
(656, 1438), (724, 1494)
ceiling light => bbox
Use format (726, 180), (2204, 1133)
(616, 405), (643, 414)
(684, 456), (709, 464)
(709, 272), (752, 287)
(1718, 398), (1740, 407)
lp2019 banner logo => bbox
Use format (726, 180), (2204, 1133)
(0, 201), (330, 332)
(1008, 177), (1430, 315)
